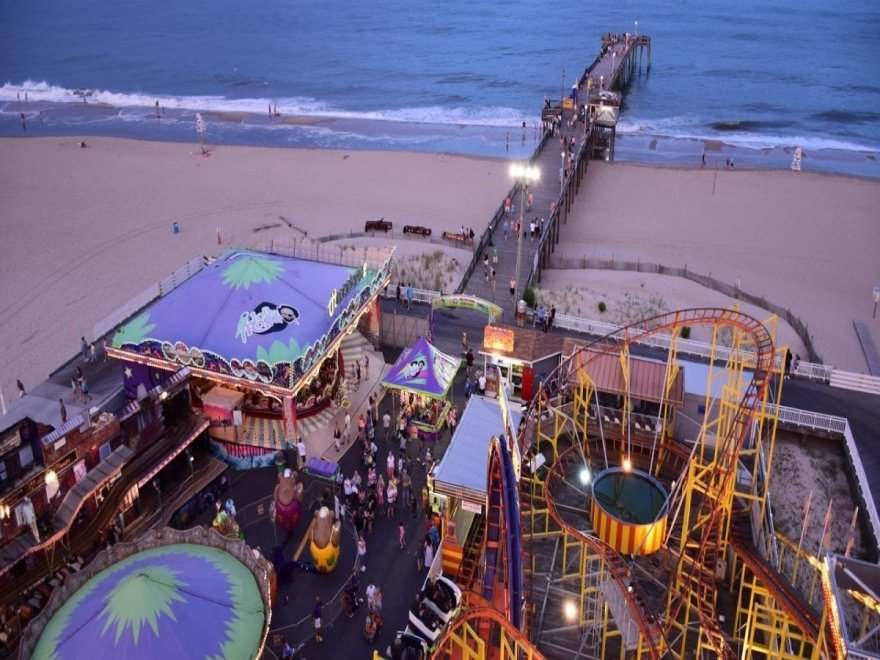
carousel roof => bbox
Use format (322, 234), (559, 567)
(29, 543), (266, 660)
(382, 336), (460, 398)
(109, 249), (391, 392)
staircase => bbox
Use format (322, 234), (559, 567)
(296, 332), (377, 437)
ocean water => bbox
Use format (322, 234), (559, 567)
(1, 0), (878, 177)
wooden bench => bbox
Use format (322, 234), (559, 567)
(403, 225), (431, 237)
(364, 219), (392, 233)
(442, 231), (472, 245)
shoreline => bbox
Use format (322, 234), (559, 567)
(2, 100), (878, 179)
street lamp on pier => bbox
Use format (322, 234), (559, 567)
(509, 163), (540, 301)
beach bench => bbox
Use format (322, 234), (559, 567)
(403, 225), (432, 237)
(365, 219), (392, 233)
(442, 231), (472, 245)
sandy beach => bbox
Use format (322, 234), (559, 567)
(0, 137), (510, 402)
(3, 137), (879, 408)
(551, 162), (880, 372)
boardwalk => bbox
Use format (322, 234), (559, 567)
(459, 34), (650, 321)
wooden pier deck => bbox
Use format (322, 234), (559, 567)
(459, 34), (650, 322)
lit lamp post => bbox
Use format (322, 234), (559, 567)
(509, 163), (540, 302)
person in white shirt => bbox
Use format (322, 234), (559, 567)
(478, 373), (487, 395)
(382, 412), (391, 440)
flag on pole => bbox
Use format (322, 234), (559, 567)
(800, 490), (812, 538)
(845, 507), (859, 558)
(820, 500), (833, 551)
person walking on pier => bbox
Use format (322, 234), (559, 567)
(503, 219), (510, 241)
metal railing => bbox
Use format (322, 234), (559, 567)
(765, 403), (848, 434)
(380, 285), (441, 306)
(545, 256), (823, 364)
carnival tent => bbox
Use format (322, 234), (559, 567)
(28, 543), (267, 660)
(382, 336), (460, 399)
(108, 249), (391, 394)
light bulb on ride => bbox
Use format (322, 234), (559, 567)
(622, 457), (632, 472)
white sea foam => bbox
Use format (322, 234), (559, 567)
(617, 115), (878, 154)
(0, 80), (529, 128)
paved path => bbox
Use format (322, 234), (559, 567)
(460, 35), (644, 320)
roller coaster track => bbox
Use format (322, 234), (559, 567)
(729, 518), (821, 641)
(434, 308), (805, 658)
(527, 309), (773, 657)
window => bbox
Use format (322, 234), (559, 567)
(0, 460), (7, 484)
(19, 444), (33, 468)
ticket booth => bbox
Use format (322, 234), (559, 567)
(479, 324), (563, 402)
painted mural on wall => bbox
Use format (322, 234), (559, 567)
(111, 250), (391, 390)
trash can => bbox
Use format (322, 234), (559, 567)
(172, 222), (180, 234)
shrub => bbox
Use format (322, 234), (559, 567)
(598, 301), (607, 313)
(522, 288), (536, 308)
(680, 326), (691, 339)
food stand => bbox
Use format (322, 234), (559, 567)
(381, 336), (460, 442)
(479, 324), (563, 402)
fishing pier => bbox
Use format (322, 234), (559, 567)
(458, 33), (650, 318)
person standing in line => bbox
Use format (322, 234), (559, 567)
(386, 450), (396, 480)
(16, 379), (26, 397)
(59, 399), (67, 424)
(297, 436), (307, 470)
(382, 411), (391, 441)
(357, 534), (367, 571)
(312, 597), (324, 643)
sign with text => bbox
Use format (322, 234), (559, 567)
(484, 325), (515, 353)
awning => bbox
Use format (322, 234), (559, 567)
(433, 397), (521, 506)
(137, 418), (209, 488)
(563, 341), (684, 406)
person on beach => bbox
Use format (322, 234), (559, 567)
(155, 101), (161, 119)
(16, 379), (26, 397)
